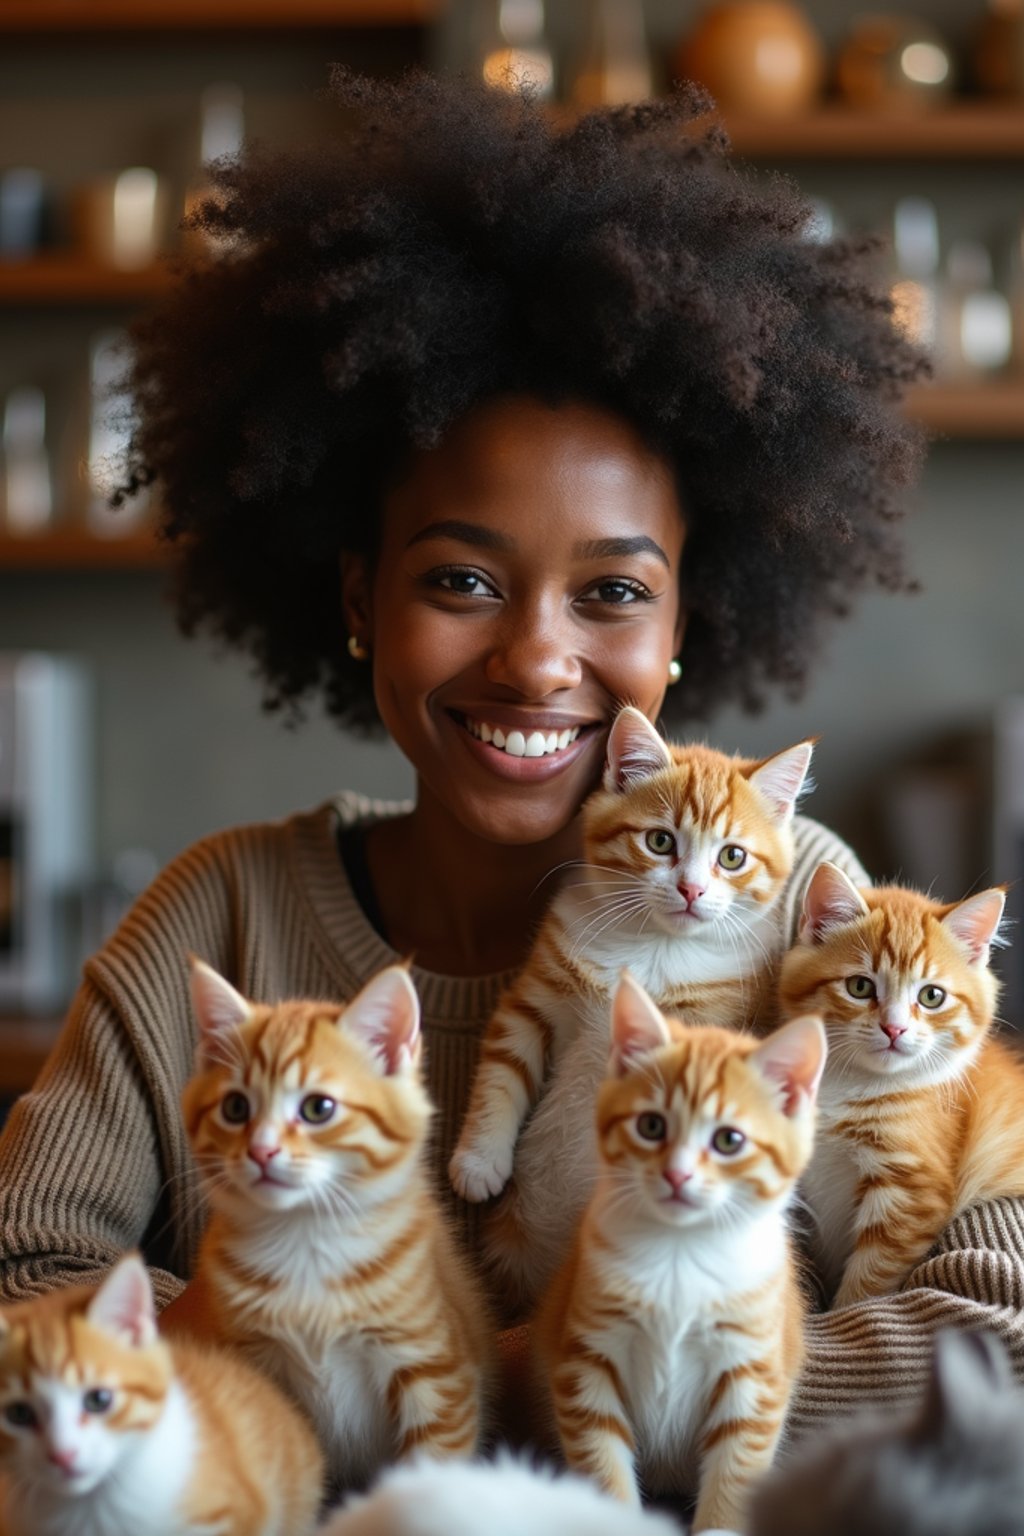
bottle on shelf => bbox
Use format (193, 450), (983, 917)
(478, 0), (555, 100)
(0, 169), (46, 261)
(2, 386), (52, 535)
(566, 0), (652, 109)
(85, 331), (150, 538)
(940, 238), (1013, 378)
(183, 82), (245, 253)
(74, 167), (167, 271)
(890, 195), (940, 354)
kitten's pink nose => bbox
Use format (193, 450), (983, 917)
(880, 1021), (907, 1043)
(677, 881), (705, 908)
(663, 1167), (693, 1196)
(48, 1448), (78, 1475)
(248, 1143), (281, 1170)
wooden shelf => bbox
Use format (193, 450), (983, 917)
(0, 1018), (62, 1095)
(907, 380), (1024, 438)
(0, 256), (175, 305)
(0, 529), (163, 570)
(0, 0), (442, 29)
(721, 102), (1024, 160)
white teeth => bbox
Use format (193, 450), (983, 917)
(464, 718), (581, 756)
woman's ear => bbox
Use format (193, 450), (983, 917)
(341, 550), (373, 646)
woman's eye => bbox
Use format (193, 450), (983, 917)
(581, 578), (651, 605)
(645, 830), (675, 856)
(711, 1126), (746, 1156)
(299, 1094), (336, 1125)
(83, 1389), (113, 1415)
(3, 1401), (37, 1429)
(635, 1111), (667, 1142)
(718, 845), (746, 871)
(221, 1091), (251, 1125)
(432, 567), (497, 598)
(918, 984), (947, 1010)
(845, 976), (876, 1001)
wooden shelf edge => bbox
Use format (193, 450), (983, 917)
(0, 256), (176, 305)
(0, 0), (443, 29)
(0, 1018), (63, 1095)
(0, 530), (164, 570)
(907, 381), (1024, 437)
(719, 102), (1024, 160)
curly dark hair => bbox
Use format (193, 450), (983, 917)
(123, 68), (926, 732)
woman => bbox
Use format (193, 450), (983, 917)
(1, 71), (1019, 1439)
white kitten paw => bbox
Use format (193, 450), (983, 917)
(449, 1142), (513, 1203)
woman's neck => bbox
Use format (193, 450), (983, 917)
(362, 788), (582, 977)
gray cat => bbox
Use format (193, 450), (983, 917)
(750, 1330), (1024, 1536)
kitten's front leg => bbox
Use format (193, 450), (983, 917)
(549, 1351), (640, 1506)
(832, 1168), (945, 1306)
(449, 987), (552, 1203)
(693, 1361), (786, 1534)
(387, 1349), (483, 1462)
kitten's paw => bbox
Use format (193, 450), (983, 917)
(449, 1142), (513, 1203)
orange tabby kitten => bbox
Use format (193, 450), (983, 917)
(451, 705), (813, 1303)
(0, 1253), (323, 1536)
(535, 974), (826, 1533)
(779, 861), (1011, 1306)
(179, 960), (493, 1490)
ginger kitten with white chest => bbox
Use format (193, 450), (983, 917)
(451, 705), (813, 1307)
(0, 1254), (323, 1536)
(780, 861), (1013, 1306)
(535, 974), (826, 1533)
(178, 960), (493, 1491)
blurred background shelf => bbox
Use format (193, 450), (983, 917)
(0, 0), (443, 30)
(0, 530), (163, 570)
(0, 257), (175, 305)
(722, 103), (1024, 159)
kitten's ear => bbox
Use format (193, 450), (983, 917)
(746, 740), (815, 824)
(189, 955), (251, 1039)
(86, 1254), (157, 1349)
(799, 861), (870, 944)
(342, 965), (421, 1075)
(610, 971), (672, 1076)
(750, 1015), (827, 1117)
(602, 706), (672, 793)
(914, 1329), (1013, 1442)
(942, 888), (1007, 967)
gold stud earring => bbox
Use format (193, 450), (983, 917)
(667, 658), (682, 684)
(347, 635), (370, 662)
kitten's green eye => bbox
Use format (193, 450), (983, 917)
(4, 1401), (36, 1429)
(636, 1111), (667, 1142)
(82, 1389), (113, 1415)
(918, 984), (947, 1010)
(711, 1126), (746, 1156)
(845, 976), (876, 1001)
(299, 1094), (336, 1125)
(645, 830), (675, 857)
(718, 845), (746, 871)
(221, 1090), (250, 1125)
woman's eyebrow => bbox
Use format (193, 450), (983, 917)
(573, 535), (670, 569)
(406, 519), (516, 552)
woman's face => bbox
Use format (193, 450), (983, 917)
(343, 396), (687, 848)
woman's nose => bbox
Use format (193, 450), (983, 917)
(483, 606), (582, 697)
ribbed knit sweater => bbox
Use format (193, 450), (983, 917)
(1, 791), (1023, 1439)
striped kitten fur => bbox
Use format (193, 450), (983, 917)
(179, 960), (493, 1490)
(779, 862), (1011, 1306)
(535, 974), (826, 1533)
(0, 1253), (323, 1536)
(450, 705), (813, 1307)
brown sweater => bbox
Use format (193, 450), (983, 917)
(1, 792), (1022, 1437)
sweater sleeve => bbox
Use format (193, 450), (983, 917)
(0, 830), (239, 1310)
(789, 1196), (1024, 1440)
(782, 816), (870, 946)
(0, 982), (184, 1309)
